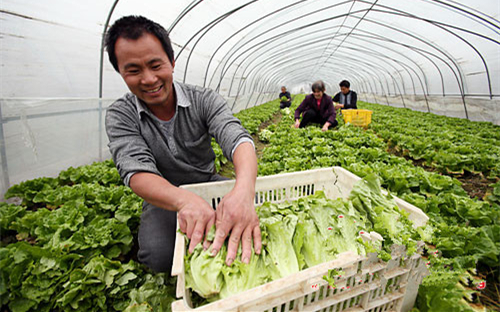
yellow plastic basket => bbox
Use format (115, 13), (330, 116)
(342, 109), (373, 127)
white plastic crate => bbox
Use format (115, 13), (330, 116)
(171, 167), (429, 312)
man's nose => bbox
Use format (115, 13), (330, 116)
(141, 69), (157, 84)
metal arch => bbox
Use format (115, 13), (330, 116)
(235, 30), (428, 101)
(349, 1), (499, 116)
(229, 27), (425, 103)
(252, 54), (389, 104)
(266, 66), (379, 107)
(311, 0), (357, 76)
(368, 4), (498, 103)
(237, 43), (407, 106)
(259, 52), (398, 105)
(209, 3), (360, 89)
(173, 0), (260, 82)
(278, 65), (386, 104)
(213, 13), (381, 91)
(242, 66), (369, 110)
(167, 0), (204, 33)
(350, 15), (468, 115)
(180, 13), (235, 83)
(350, 32), (446, 96)
(258, 55), (406, 108)
(429, 0), (500, 31)
(93, 0), (498, 118)
(202, 0), (311, 88)
(255, 57), (381, 100)
(253, 58), (372, 99)
(208, 10), (461, 102)
(98, 0), (120, 161)
(191, 2), (488, 113)
(98, 0), (120, 100)
(328, 15), (467, 99)
(208, 1), (356, 89)
(264, 68), (368, 99)
(174, 0), (258, 61)
(311, 0), (380, 78)
(230, 25), (442, 101)
(319, 51), (431, 111)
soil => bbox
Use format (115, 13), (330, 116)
(457, 171), (495, 200)
(385, 145), (495, 201)
(219, 111), (283, 178)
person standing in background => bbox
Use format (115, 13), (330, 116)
(333, 80), (357, 110)
(279, 86), (292, 109)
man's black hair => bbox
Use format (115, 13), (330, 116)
(105, 15), (175, 72)
(339, 80), (350, 88)
(311, 80), (325, 92)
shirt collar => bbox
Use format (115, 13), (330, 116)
(134, 81), (191, 119)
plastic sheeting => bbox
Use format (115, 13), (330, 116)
(0, 99), (113, 195)
(0, 0), (499, 195)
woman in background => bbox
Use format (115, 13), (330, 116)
(294, 80), (337, 131)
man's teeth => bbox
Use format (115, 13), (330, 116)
(146, 86), (162, 93)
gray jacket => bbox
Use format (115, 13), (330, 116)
(105, 81), (253, 187)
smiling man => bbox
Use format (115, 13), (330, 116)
(104, 15), (261, 273)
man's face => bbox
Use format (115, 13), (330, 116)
(341, 86), (350, 95)
(115, 33), (175, 107)
(313, 89), (324, 100)
(281, 87), (286, 93)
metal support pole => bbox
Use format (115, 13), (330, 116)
(0, 102), (10, 197)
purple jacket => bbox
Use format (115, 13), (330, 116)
(294, 93), (336, 125)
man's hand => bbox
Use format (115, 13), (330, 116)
(177, 190), (216, 254)
(209, 141), (260, 266)
(210, 187), (261, 265)
(294, 119), (301, 128)
(129, 173), (216, 254)
(334, 103), (343, 109)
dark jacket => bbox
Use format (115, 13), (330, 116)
(332, 90), (357, 109)
(279, 91), (291, 103)
(294, 93), (336, 125)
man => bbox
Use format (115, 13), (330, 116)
(294, 80), (337, 131)
(333, 80), (357, 110)
(279, 86), (291, 109)
(104, 15), (261, 273)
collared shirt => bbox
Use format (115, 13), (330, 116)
(105, 81), (254, 187)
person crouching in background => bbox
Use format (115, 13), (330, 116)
(294, 80), (337, 131)
(279, 86), (292, 109)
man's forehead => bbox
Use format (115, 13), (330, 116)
(115, 34), (169, 65)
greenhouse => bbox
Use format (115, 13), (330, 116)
(0, 0), (499, 311)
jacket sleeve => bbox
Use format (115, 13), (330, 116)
(351, 92), (357, 108)
(325, 96), (337, 125)
(332, 92), (340, 103)
(294, 95), (309, 120)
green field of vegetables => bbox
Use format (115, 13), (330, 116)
(1, 96), (499, 312)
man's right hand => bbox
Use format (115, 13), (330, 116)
(177, 190), (216, 254)
(294, 119), (300, 128)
